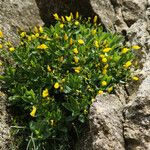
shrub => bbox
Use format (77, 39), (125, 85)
(0, 12), (140, 149)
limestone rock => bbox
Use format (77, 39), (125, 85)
(0, 0), (44, 43)
(124, 76), (150, 150)
(78, 94), (126, 150)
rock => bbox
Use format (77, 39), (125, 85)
(0, 0), (44, 43)
(124, 76), (150, 150)
(77, 94), (126, 150)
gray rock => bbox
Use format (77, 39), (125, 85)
(89, 94), (125, 150)
(124, 76), (150, 150)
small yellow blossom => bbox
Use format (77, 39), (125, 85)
(102, 57), (107, 63)
(47, 65), (52, 72)
(102, 69), (107, 75)
(64, 34), (68, 41)
(37, 44), (48, 50)
(61, 79), (65, 82)
(9, 47), (15, 52)
(132, 45), (141, 50)
(0, 44), (3, 49)
(35, 33), (39, 38)
(31, 34), (36, 40)
(54, 82), (60, 89)
(34, 26), (38, 33)
(121, 48), (129, 54)
(123, 61), (132, 69)
(65, 16), (71, 22)
(50, 119), (54, 126)
(70, 38), (73, 45)
(30, 106), (37, 117)
(73, 48), (78, 54)
(0, 30), (3, 38)
(75, 21), (79, 26)
(53, 13), (59, 20)
(39, 26), (43, 33)
(27, 36), (32, 41)
(98, 90), (103, 95)
(103, 48), (111, 53)
(61, 16), (65, 22)
(84, 109), (88, 115)
(70, 12), (73, 19)
(58, 56), (64, 62)
(42, 88), (49, 98)
(74, 56), (79, 63)
(99, 54), (105, 58)
(101, 81), (107, 86)
(59, 24), (64, 28)
(93, 15), (98, 23)
(94, 41), (99, 48)
(104, 64), (109, 69)
(107, 87), (113, 93)
(20, 32), (26, 38)
(76, 11), (79, 19)
(74, 66), (81, 73)
(78, 39), (84, 45)
(92, 29), (96, 35)
(132, 76), (139, 81)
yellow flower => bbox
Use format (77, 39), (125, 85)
(58, 56), (64, 62)
(0, 30), (3, 38)
(0, 44), (3, 49)
(35, 33), (39, 38)
(61, 16), (65, 22)
(37, 44), (48, 50)
(42, 88), (49, 98)
(103, 48), (111, 53)
(101, 81), (107, 86)
(9, 47), (15, 52)
(75, 21), (79, 26)
(20, 32), (26, 38)
(92, 29), (96, 35)
(64, 34), (68, 41)
(76, 11), (79, 19)
(74, 56), (79, 63)
(107, 87), (113, 93)
(121, 48), (129, 54)
(34, 26), (38, 33)
(54, 82), (60, 89)
(31, 34), (36, 40)
(30, 106), (37, 117)
(74, 66), (81, 73)
(84, 109), (88, 115)
(70, 38), (73, 45)
(47, 65), (52, 72)
(50, 119), (54, 126)
(102, 69), (107, 75)
(104, 64), (109, 69)
(93, 15), (98, 23)
(65, 16), (71, 22)
(73, 48), (78, 54)
(59, 24), (64, 28)
(94, 41), (99, 48)
(123, 61), (132, 69)
(78, 39), (84, 44)
(132, 45), (141, 50)
(70, 12), (73, 19)
(61, 78), (65, 82)
(27, 36), (32, 41)
(53, 13), (59, 20)
(99, 54), (105, 58)
(98, 90), (103, 95)
(102, 57), (107, 63)
(132, 76), (139, 81)
(39, 26), (43, 33)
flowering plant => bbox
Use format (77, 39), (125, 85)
(0, 12), (140, 149)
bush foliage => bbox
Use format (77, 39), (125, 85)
(0, 12), (140, 149)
